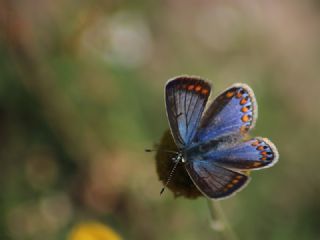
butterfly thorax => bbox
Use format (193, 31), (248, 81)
(182, 143), (215, 162)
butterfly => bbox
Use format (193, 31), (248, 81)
(164, 76), (279, 199)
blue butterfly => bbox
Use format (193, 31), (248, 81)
(164, 76), (279, 199)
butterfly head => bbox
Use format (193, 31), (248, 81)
(173, 151), (185, 163)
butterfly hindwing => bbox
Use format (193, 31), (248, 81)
(185, 160), (249, 199)
(203, 137), (279, 170)
(165, 76), (211, 148)
(195, 84), (257, 143)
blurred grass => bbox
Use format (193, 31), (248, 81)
(1, 0), (320, 239)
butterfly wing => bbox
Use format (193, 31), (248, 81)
(185, 160), (250, 199)
(195, 83), (257, 143)
(165, 76), (211, 148)
(203, 137), (279, 170)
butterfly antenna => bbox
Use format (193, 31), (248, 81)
(160, 158), (180, 195)
(145, 148), (178, 154)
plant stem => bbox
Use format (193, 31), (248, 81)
(207, 199), (239, 240)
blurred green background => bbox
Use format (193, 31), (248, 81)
(1, 0), (320, 239)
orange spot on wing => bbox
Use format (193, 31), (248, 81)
(251, 141), (259, 146)
(253, 162), (262, 167)
(187, 85), (195, 91)
(240, 98), (248, 105)
(195, 85), (202, 92)
(226, 91), (234, 98)
(201, 88), (209, 95)
(257, 146), (264, 151)
(227, 184), (233, 188)
(232, 179), (239, 184)
(236, 92), (243, 98)
(241, 106), (249, 113)
(236, 175), (243, 180)
(261, 151), (267, 156)
(261, 157), (267, 161)
(241, 115), (250, 122)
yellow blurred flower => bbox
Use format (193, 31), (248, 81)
(68, 222), (122, 240)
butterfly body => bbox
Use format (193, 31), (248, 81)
(164, 76), (279, 199)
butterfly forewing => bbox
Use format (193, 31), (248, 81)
(195, 84), (257, 143)
(185, 160), (250, 199)
(165, 76), (211, 148)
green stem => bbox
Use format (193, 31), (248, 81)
(206, 199), (239, 240)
